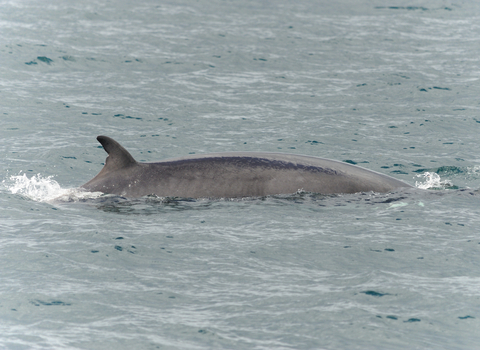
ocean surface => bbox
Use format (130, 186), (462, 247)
(1, 0), (480, 348)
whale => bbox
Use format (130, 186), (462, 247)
(81, 136), (412, 198)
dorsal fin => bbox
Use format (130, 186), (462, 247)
(97, 135), (137, 172)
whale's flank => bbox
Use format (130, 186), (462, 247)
(81, 136), (412, 198)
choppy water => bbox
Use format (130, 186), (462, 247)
(2, 0), (480, 349)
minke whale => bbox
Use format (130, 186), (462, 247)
(81, 136), (412, 198)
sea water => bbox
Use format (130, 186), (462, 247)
(1, 0), (480, 349)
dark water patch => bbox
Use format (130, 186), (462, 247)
(378, 196), (406, 204)
(412, 166), (464, 175)
(30, 300), (71, 306)
(113, 114), (142, 120)
(375, 6), (429, 11)
(361, 291), (391, 297)
(458, 315), (475, 320)
(419, 86), (451, 92)
(404, 318), (421, 323)
(37, 56), (53, 65)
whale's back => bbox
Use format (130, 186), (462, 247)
(81, 136), (412, 198)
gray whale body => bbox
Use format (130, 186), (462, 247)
(81, 136), (412, 198)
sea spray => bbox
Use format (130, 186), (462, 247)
(415, 172), (454, 190)
(4, 173), (102, 202)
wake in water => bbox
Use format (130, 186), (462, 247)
(3, 173), (102, 202)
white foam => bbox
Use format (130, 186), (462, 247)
(466, 165), (480, 176)
(415, 172), (453, 190)
(3, 173), (102, 202)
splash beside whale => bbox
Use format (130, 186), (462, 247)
(81, 136), (412, 198)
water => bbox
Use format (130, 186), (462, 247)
(1, 0), (480, 348)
